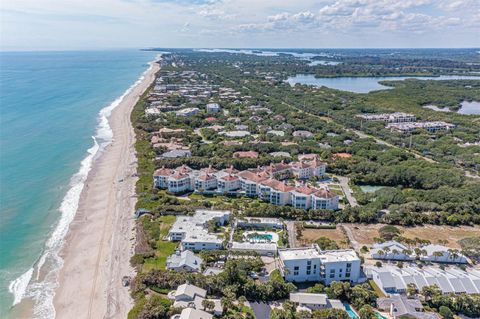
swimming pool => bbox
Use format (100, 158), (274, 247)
(376, 313), (388, 319)
(343, 303), (359, 319)
(250, 234), (273, 241)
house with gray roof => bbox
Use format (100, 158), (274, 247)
(289, 293), (344, 312)
(166, 250), (203, 272)
(159, 149), (192, 159)
(377, 295), (440, 319)
(366, 265), (480, 295)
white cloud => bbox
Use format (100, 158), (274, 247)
(0, 0), (478, 50)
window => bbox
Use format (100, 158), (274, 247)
(330, 274), (335, 278)
(347, 263), (352, 268)
(294, 266), (299, 270)
(346, 273), (350, 278)
(330, 269), (335, 273)
(294, 271), (299, 276)
(307, 261), (311, 265)
(307, 270), (311, 275)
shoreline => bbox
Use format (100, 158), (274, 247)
(52, 61), (159, 319)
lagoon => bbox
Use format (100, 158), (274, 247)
(458, 101), (480, 115)
(286, 74), (480, 93)
(423, 101), (480, 115)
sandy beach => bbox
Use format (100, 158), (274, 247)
(53, 61), (159, 319)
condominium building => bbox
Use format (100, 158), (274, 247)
(278, 245), (361, 284)
(357, 112), (416, 123)
(387, 121), (455, 133)
(153, 161), (338, 210)
(167, 210), (230, 251)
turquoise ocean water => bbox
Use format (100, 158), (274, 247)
(0, 50), (156, 318)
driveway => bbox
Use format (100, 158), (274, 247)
(335, 175), (358, 207)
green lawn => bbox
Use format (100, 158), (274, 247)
(142, 215), (177, 272)
(368, 279), (387, 298)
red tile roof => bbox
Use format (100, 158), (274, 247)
(169, 172), (189, 180)
(238, 170), (269, 183)
(259, 178), (294, 192)
(233, 151), (259, 158)
(293, 185), (318, 195)
(333, 153), (352, 158)
(313, 189), (337, 199)
(220, 174), (239, 181)
(154, 167), (173, 177)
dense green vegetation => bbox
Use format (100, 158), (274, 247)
(129, 49), (480, 319)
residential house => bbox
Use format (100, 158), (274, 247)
(377, 295), (440, 319)
(176, 107), (200, 117)
(366, 265), (480, 295)
(166, 250), (203, 272)
(206, 103), (220, 113)
(293, 130), (314, 138)
(371, 241), (414, 261)
(160, 149), (192, 159)
(289, 293), (344, 312)
(421, 244), (467, 263)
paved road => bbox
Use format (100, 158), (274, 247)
(335, 175), (358, 207)
(285, 221), (297, 248)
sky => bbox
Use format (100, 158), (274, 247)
(1, 0), (479, 50)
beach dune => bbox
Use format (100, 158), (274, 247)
(53, 62), (159, 319)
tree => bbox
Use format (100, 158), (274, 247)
(311, 309), (349, 319)
(375, 261), (382, 267)
(306, 283), (324, 293)
(421, 285), (441, 301)
(359, 305), (376, 319)
(439, 306), (454, 319)
(433, 251), (444, 261)
(316, 237), (339, 250)
(407, 283), (417, 297)
(201, 299), (215, 312)
(379, 225), (401, 240)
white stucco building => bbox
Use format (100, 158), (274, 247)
(278, 245), (361, 285)
(167, 210), (230, 251)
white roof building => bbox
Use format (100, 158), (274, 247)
(176, 308), (213, 319)
(236, 217), (284, 229)
(176, 107), (200, 117)
(166, 250), (203, 272)
(289, 293), (344, 312)
(170, 283), (207, 302)
(366, 265), (480, 295)
(230, 242), (277, 256)
(206, 103), (220, 113)
(278, 245), (361, 284)
(167, 210), (230, 251)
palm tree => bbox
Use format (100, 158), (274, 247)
(383, 246), (391, 258)
(202, 299), (215, 312)
(433, 251), (444, 262)
(414, 248), (422, 260)
(402, 249), (413, 260)
(392, 249), (400, 260)
(377, 249), (385, 259)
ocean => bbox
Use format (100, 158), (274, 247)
(0, 49), (157, 318)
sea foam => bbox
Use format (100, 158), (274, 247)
(8, 57), (158, 319)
